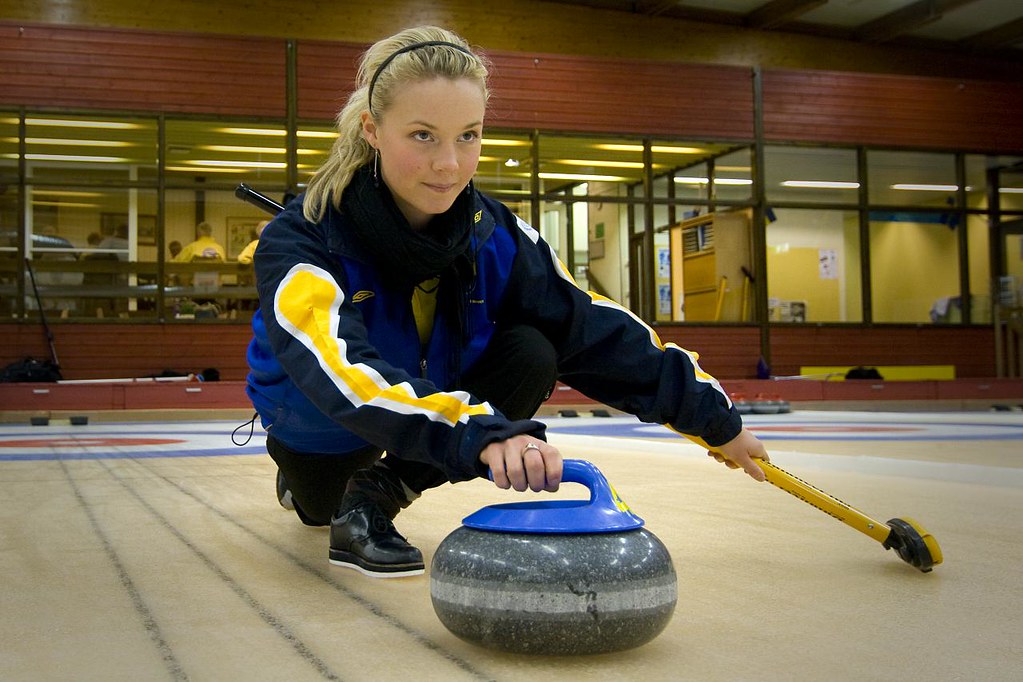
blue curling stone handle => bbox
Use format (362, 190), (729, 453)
(462, 459), (645, 533)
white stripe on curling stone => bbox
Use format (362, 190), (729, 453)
(430, 578), (676, 614)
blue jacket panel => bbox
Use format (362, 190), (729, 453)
(246, 191), (742, 482)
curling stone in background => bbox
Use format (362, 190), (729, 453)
(430, 459), (677, 655)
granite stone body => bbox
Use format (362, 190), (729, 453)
(430, 525), (677, 655)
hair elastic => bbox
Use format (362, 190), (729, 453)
(367, 40), (475, 113)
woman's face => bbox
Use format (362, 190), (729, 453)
(362, 77), (485, 230)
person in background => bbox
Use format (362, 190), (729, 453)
(174, 222), (225, 262)
(168, 240), (183, 260)
(246, 25), (770, 580)
(236, 220), (269, 265)
(97, 223), (129, 261)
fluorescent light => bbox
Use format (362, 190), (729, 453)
(27, 118), (139, 129)
(25, 137), (132, 147)
(184, 159), (286, 169)
(32, 200), (100, 208)
(166, 165), (247, 173)
(1000, 187), (1023, 194)
(30, 190), (104, 197)
(216, 127), (285, 136)
(483, 138), (530, 147)
(597, 143), (705, 154)
(781, 180), (860, 189)
(891, 183), (958, 191)
(215, 127), (336, 139)
(25, 153), (130, 163)
(674, 176), (752, 185)
(539, 172), (629, 182)
(554, 158), (644, 169)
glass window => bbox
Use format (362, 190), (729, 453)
(671, 161), (711, 202)
(477, 131), (532, 199)
(0, 112), (18, 185)
(867, 150), (957, 207)
(767, 208), (862, 323)
(870, 215), (960, 323)
(674, 208), (753, 322)
(966, 214), (991, 324)
(25, 186), (159, 319)
(965, 154), (1023, 212)
(711, 147), (753, 202)
(23, 114), (158, 185)
(296, 123), (337, 188)
(765, 146), (859, 204)
(166, 120), (288, 189)
(538, 135), (643, 198)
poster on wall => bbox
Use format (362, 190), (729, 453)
(658, 284), (672, 316)
(819, 248), (837, 279)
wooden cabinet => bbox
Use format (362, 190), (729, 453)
(669, 209), (752, 322)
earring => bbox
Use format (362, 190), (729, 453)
(373, 148), (380, 188)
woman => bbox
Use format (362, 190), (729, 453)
(247, 25), (769, 578)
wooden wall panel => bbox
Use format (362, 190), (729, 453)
(0, 323), (253, 382)
(296, 40), (364, 121)
(0, 322), (999, 388)
(485, 52), (753, 138)
(653, 325), (763, 379)
(297, 43), (754, 139)
(0, 22), (286, 117)
(767, 325), (995, 379)
(762, 69), (1023, 152)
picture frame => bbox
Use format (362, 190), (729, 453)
(100, 212), (157, 245)
(226, 216), (262, 259)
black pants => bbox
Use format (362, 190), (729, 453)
(266, 324), (557, 525)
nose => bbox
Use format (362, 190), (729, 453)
(433, 143), (459, 173)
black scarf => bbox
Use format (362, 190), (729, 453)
(342, 165), (475, 291)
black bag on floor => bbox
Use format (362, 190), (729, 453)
(1, 357), (63, 383)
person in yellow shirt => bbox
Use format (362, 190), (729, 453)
(174, 222), (226, 262)
(236, 220), (269, 265)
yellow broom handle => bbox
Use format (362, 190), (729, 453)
(756, 460), (891, 544)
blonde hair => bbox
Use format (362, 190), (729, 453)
(302, 26), (490, 223)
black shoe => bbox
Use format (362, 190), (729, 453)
(329, 501), (424, 578)
(276, 469), (294, 511)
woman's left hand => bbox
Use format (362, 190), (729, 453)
(480, 436), (563, 493)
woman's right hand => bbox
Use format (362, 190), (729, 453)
(479, 436), (563, 493)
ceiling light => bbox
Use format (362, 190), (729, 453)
(1000, 187), (1023, 193)
(554, 158), (645, 169)
(25, 137), (132, 147)
(781, 180), (860, 189)
(674, 176), (752, 185)
(891, 183), (958, 191)
(24, 153), (130, 163)
(597, 143), (705, 154)
(31, 200), (100, 208)
(539, 172), (630, 182)
(26, 118), (140, 129)
(165, 165), (247, 173)
(483, 138), (530, 147)
(30, 190), (104, 197)
(183, 159), (286, 169)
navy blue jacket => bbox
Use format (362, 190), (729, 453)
(246, 191), (742, 482)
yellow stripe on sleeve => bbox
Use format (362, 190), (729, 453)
(273, 264), (493, 426)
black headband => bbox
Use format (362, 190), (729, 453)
(367, 40), (475, 114)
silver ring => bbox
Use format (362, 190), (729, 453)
(521, 442), (541, 456)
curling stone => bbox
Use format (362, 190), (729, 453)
(430, 459), (677, 655)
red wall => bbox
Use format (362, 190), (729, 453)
(4, 22), (1023, 150)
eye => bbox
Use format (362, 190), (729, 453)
(459, 130), (481, 143)
(412, 130), (433, 142)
